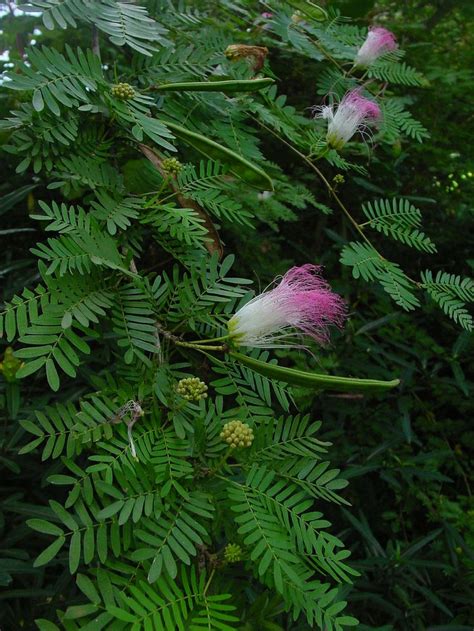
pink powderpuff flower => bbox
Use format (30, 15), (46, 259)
(227, 264), (346, 348)
(261, 12), (273, 18)
(355, 27), (397, 67)
(317, 90), (381, 150)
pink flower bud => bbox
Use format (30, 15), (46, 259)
(228, 265), (346, 348)
(355, 27), (397, 67)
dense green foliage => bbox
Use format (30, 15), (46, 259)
(0, 1), (473, 630)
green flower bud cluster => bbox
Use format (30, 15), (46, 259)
(333, 174), (345, 185)
(223, 543), (242, 563)
(111, 83), (136, 100)
(0, 347), (24, 383)
(176, 377), (208, 402)
(220, 420), (254, 448)
(162, 157), (183, 174)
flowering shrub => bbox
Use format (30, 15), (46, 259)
(0, 1), (472, 630)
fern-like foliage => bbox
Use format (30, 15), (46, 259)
(315, 66), (356, 98)
(361, 198), (437, 253)
(151, 426), (194, 496)
(0, 284), (54, 341)
(162, 254), (252, 329)
(212, 351), (291, 419)
(5, 45), (103, 115)
(31, 224), (128, 277)
(2, 1), (465, 629)
(19, 400), (114, 460)
(135, 43), (216, 83)
(143, 203), (210, 249)
(134, 492), (213, 582)
(2, 105), (79, 173)
(111, 284), (158, 365)
(251, 84), (312, 146)
(110, 97), (176, 151)
(25, 0), (169, 55)
(233, 464), (355, 582)
(380, 98), (430, 143)
(91, 0), (169, 55)
(56, 565), (240, 629)
(368, 60), (425, 87)
(15, 314), (93, 390)
(227, 465), (356, 629)
(51, 276), (114, 328)
(90, 192), (142, 235)
(176, 160), (251, 225)
(421, 270), (474, 331)
(30, 200), (91, 233)
(250, 415), (329, 463)
(340, 242), (420, 310)
(249, 416), (350, 505)
(49, 155), (123, 193)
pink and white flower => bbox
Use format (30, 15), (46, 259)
(318, 90), (381, 150)
(355, 27), (397, 67)
(227, 264), (346, 348)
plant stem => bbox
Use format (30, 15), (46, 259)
(210, 448), (233, 474)
(189, 334), (230, 344)
(174, 340), (226, 351)
(92, 25), (100, 58)
(156, 323), (226, 352)
(203, 568), (215, 596)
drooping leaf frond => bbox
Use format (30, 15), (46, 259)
(25, 0), (169, 55)
(421, 270), (474, 331)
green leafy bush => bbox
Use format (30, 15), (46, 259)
(0, 1), (473, 630)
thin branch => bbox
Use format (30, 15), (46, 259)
(92, 25), (100, 58)
(256, 120), (421, 287)
(257, 121), (373, 247)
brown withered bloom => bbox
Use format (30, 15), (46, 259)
(224, 44), (268, 72)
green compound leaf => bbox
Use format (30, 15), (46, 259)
(230, 351), (400, 392)
(421, 270), (474, 331)
(163, 121), (273, 189)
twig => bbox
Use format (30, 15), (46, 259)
(203, 568), (216, 596)
(258, 121), (373, 247)
(92, 25), (100, 58)
(256, 120), (421, 287)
